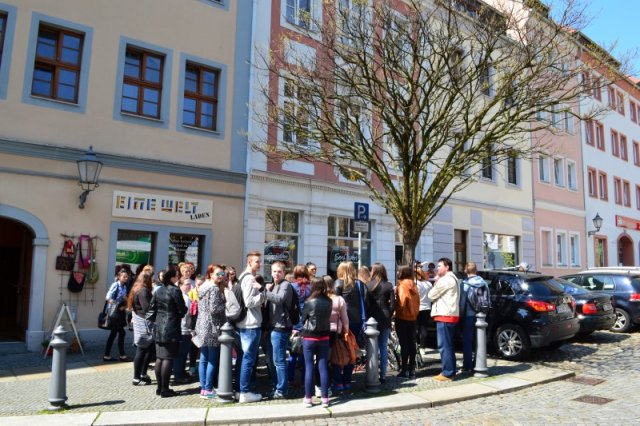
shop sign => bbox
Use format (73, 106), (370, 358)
(112, 191), (213, 224)
(615, 215), (640, 230)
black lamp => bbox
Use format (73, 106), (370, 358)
(77, 146), (103, 209)
(587, 213), (603, 237)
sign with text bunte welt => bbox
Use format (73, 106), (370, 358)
(112, 191), (213, 224)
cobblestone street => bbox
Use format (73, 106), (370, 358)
(302, 330), (640, 425)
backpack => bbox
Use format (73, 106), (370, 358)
(467, 284), (491, 314)
(287, 283), (301, 326)
(185, 299), (198, 330)
(226, 273), (249, 324)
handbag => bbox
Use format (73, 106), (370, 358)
(344, 330), (359, 364)
(185, 299), (198, 330)
(330, 335), (351, 367)
(55, 239), (76, 271)
(77, 235), (92, 269)
(67, 271), (86, 293)
(87, 237), (99, 285)
(290, 333), (304, 354)
(98, 302), (110, 329)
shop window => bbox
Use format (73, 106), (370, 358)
(264, 209), (299, 280)
(327, 216), (371, 277)
(169, 233), (203, 271)
(116, 230), (156, 272)
(484, 233), (518, 269)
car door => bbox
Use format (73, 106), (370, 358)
(488, 274), (517, 326)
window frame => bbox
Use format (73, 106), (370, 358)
(584, 119), (594, 146)
(540, 227), (554, 268)
(182, 61), (220, 131)
(553, 157), (564, 188)
(481, 144), (495, 181)
(285, 0), (313, 29)
(636, 184), (640, 210)
(0, 12), (6, 69)
(121, 46), (164, 119)
(567, 160), (577, 191)
(613, 176), (622, 205)
(587, 167), (597, 198)
(538, 154), (550, 183)
(595, 122), (605, 151)
(631, 100), (638, 123)
(263, 208), (300, 280)
(598, 170), (608, 201)
(280, 75), (318, 150)
(611, 129), (620, 157)
(555, 230), (567, 267)
(506, 152), (519, 186)
(623, 180), (631, 207)
(620, 134), (628, 161)
(569, 232), (580, 268)
(633, 141), (640, 166)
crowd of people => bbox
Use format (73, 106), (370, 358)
(102, 252), (489, 406)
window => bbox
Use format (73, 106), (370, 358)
(587, 167), (597, 198)
(538, 154), (550, 183)
(611, 130), (620, 157)
(567, 161), (577, 191)
(327, 216), (371, 277)
(0, 13), (6, 69)
(631, 100), (637, 123)
(553, 157), (564, 187)
(636, 185), (640, 210)
(541, 229), (553, 267)
(594, 237), (607, 267)
(121, 47), (164, 118)
(286, 0), (312, 28)
(634, 141), (640, 166)
(620, 134), (628, 161)
(169, 233), (204, 271)
(484, 233), (519, 269)
(182, 62), (220, 131)
(569, 234), (580, 267)
(623, 180), (631, 207)
(450, 48), (464, 82)
(613, 176), (622, 205)
(282, 77), (314, 146)
(607, 86), (615, 108)
(584, 120), (594, 146)
(551, 105), (573, 133)
(116, 230), (156, 271)
(598, 171), (608, 200)
(31, 25), (84, 103)
(507, 153), (518, 185)
(481, 145), (493, 180)
(479, 63), (494, 96)
(337, 0), (361, 45)
(556, 232), (567, 267)
(595, 122), (605, 150)
(617, 91), (625, 115)
(264, 209), (299, 280)
(592, 75), (601, 101)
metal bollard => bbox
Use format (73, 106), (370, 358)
(474, 312), (489, 378)
(48, 325), (69, 410)
(364, 317), (381, 393)
(216, 322), (235, 403)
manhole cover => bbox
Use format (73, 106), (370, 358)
(567, 376), (606, 386)
(572, 395), (613, 405)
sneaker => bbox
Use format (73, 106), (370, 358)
(200, 390), (217, 399)
(321, 397), (329, 408)
(132, 379), (146, 386)
(302, 397), (313, 408)
(238, 392), (262, 403)
(315, 386), (333, 397)
(271, 390), (286, 400)
(433, 373), (453, 382)
(139, 375), (152, 384)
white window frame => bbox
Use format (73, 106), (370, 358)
(569, 232), (580, 268)
(540, 227), (554, 268)
(278, 75), (319, 151)
(506, 153), (519, 186)
(282, 0), (322, 36)
(566, 160), (577, 191)
(556, 230), (567, 267)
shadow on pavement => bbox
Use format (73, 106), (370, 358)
(66, 400), (125, 409)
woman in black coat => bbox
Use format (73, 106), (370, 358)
(147, 268), (187, 397)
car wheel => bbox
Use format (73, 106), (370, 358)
(495, 324), (531, 361)
(611, 308), (632, 333)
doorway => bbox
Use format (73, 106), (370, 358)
(0, 217), (33, 341)
(454, 229), (468, 274)
(617, 234), (634, 266)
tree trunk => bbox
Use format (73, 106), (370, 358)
(402, 238), (417, 268)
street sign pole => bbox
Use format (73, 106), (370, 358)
(354, 202), (369, 273)
(358, 231), (362, 272)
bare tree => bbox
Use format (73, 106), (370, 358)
(251, 0), (627, 265)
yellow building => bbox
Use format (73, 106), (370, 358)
(0, 0), (251, 351)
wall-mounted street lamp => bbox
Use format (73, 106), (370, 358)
(76, 146), (103, 209)
(587, 213), (603, 237)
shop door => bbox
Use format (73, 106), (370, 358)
(0, 218), (33, 341)
(454, 229), (467, 274)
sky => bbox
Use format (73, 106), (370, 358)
(561, 0), (640, 77)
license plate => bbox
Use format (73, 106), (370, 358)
(556, 304), (571, 314)
(602, 303), (613, 311)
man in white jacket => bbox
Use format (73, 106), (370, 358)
(236, 251), (266, 403)
(428, 257), (460, 381)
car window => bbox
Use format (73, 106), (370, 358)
(520, 278), (565, 296)
(583, 275), (607, 291)
(554, 278), (589, 295)
(562, 275), (580, 284)
(491, 275), (515, 296)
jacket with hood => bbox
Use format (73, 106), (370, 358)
(394, 279), (419, 321)
(428, 271), (460, 321)
(460, 275), (488, 317)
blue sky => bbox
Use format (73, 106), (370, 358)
(563, 0), (640, 76)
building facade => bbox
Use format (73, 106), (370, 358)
(0, 0), (252, 351)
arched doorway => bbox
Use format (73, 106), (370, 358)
(617, 234), (634, 267)
(0, 217), (34, 341)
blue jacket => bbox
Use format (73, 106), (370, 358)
(460, 275), (487, 317)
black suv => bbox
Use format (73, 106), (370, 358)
(560, 268), (640, 332)
(477, 271), (579, 360)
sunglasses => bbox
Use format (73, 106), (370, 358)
(215, 272), (226, 277)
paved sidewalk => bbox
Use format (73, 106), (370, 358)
(0, 344), (574, 425)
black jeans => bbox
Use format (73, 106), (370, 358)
(417, 310), (431, 348)
(133, 343), (155, 379)
(395, 318), (417, 371)
(105, 326), (125, 357)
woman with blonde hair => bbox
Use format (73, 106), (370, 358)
(127, 272), (155, 385)
(334, 261), (368, 390)
(357, 265), (371, 284)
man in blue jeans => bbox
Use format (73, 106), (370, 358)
(265, 261), (293, 399)
(428, 257), (460, 381)
(236, 251), (266, 403)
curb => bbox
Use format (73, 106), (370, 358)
(0, 367), (574, 425)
